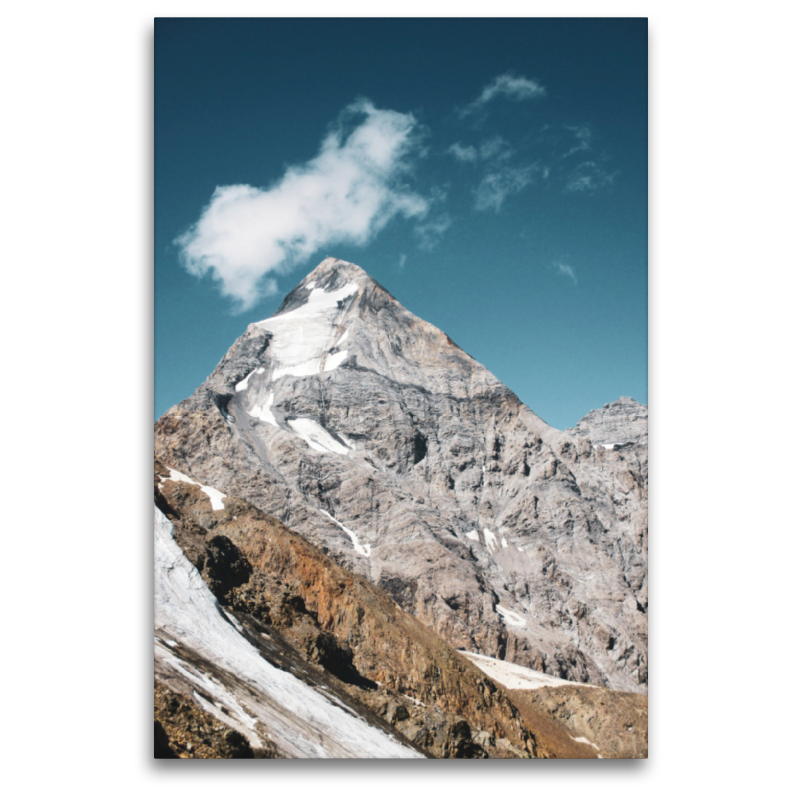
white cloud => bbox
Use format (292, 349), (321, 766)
(448, 143), (478, 162)
(414, 214), (453, 250)
(479, 136), (511, 160)
(460, 72), (546, 117)
(561, 125), (593, 159)
(555, 262), (578, 284)
(447, 136), (513, 164)
(398, 253), (407, 269)
(175, 99), (429, 310)
(474, 165), (539, 212)
(566, 161), (616, 193)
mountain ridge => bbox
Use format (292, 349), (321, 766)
(155, 257), (647, 694)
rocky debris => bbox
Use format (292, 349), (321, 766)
(154, 257), (647, 693)
(508, 684), (648, 759)
(155, 460), (544, 758)
(154, 496), (425, 758)
(154, 681), (267, 759)
(566, 396), (648, 447)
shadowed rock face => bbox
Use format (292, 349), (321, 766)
(155, 257), (647, 693)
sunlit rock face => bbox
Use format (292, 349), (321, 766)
(155, 257), (648, 693)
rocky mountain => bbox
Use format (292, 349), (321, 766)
(566, 397), (648, 448)
(155, 458), (615, 758)
(154, 257), (647, 720)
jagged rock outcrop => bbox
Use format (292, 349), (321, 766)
(154, 459), (545, 758)
(566, 396), (648, 447)
(155, 257), (647, 693)
(508, 684), (648, 759)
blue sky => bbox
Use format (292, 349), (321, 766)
(155, 18), (647, 430)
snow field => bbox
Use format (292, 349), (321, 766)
(459, 650), (596, 691)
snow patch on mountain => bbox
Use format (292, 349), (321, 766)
(272, 350), (349, 381)
(235, 367), (265, 392)
(289, 418), (351, 456)
(249, 392), (278, 427)
(571, 735), (601, 751)
(496, 604), (526, 627)
(325, 349), (349, 370)
(460, 650), (595, 691)
(158, 467), (226, 511)
(319, 508), (372, 557)
(254, 282), (359, 386)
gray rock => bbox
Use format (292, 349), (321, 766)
(566, 397), (648, 448)
(155, 258), (648, 693)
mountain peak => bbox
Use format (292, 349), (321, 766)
(268, 258), (383, 320)
(309, 256), (373, 284)
(567, 396), (648, 447)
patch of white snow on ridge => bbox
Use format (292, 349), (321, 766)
(593, 442), (624, 450)
(201, 486), (227, 511)
(272, 350), (349, 381)
(336, 329), (349, 345)
(496, 604), (526, 628)
(571, 736), (600, 751)
(158, 467), (226, 511)
(249, 392), (278, 427)
(465, 530), (480, 542)
(501, 537), (508, 548)
(306, 281), (316, 290)
(318, 509), (372, 557)
(459, 650), (595, 691)
(273, 358), (323, 381)
(255, 282), (359, 384)
(154, 506), (417, 757)
(483, 528), (498, 552)
(289, 418), (351, 456)
(325, 350), (349, 370)
(235, 368), (258, 392)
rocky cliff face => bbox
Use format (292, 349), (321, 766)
(154, 459), (548, 758)
(155, 257), (648, 693)
(566, 397), (648, 448)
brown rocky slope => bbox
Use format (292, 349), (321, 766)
(155, 458), (556, 758)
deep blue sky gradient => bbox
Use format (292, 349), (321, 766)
(155, 18), (647, 429)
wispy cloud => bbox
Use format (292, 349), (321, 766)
(479, 136), (512, 160)
(175, 99), (429, 310)
(474, 165), (539, 212)
(561, 125), (592, 159)
(565, 161), (616, 193)
(398, 253), (407, 270)
(448, 143), (478, 163)
(414, 214), (453, 250)
(459, 72), (546, 117)
(447, 136), (513, 164)
(555, 262), (578, 284)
